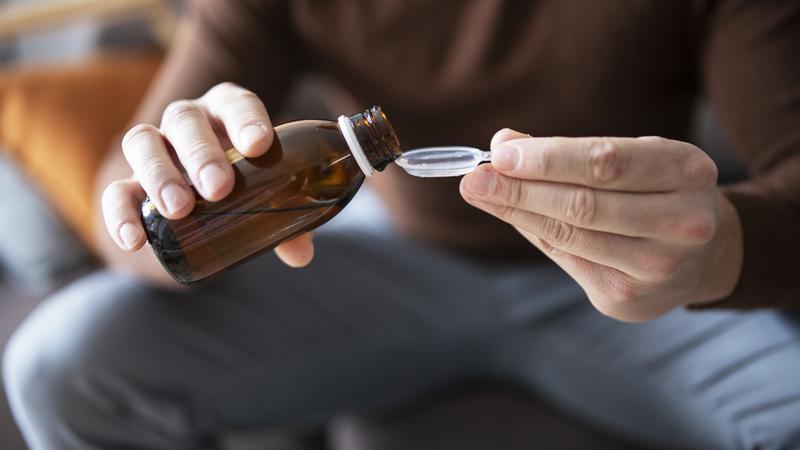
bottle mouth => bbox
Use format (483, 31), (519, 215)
(338, 115), (375, 177)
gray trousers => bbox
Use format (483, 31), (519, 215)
(4, 190), (800, 450)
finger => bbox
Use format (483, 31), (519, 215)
(160, 99), (235, 201)
(275, 233), (315, 268)
(490, 136), (716, 192)
(515, 228), (671, 323)
(200, 82), (274, 157)
(511, 226), (635, 318)
(514, 225), (609, 292)
(461, 165), (714, 242)
(121, 123), (195, 219)
(101, 179), (148, 251)
(462, 196), (682, 281)
(490, 128), (531, 148)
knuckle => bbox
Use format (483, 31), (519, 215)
(588, 139), (625, 185)
(588, 273), (655, 322)
(607, 277), (642, 305)
(684, 151), (718, 186)
(101, 181), (123, 205)
(493, 204), (517, 222)
(121, 123), (159, 154)
(529, 140), (556, 178)
(162, 100), (201, 127)
(564, 187), (597, 225)
(679, 210), (716, 244)
(221, 89), (260, 109)
(487, 202), (524, 227)
(503, 177), (527, 207)
(137, 155), (173, 183)
(534, 235), (555, 253)
(542, 243), (568, 258)
(208, 82), (261, 111)
(208, 81), (240, 96)
(648, 255), (679, 282)
(638, 135), (664, 143)
(177, 139), (219, 167)
(638, 135), (670, 151)
(544, 218), (577, 248)
(101, 182), (131, 216)
(103, 179), (127, 196)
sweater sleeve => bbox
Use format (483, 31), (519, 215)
(701, 0), (800, 308)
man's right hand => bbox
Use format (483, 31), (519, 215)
(98, 82), (315, 283)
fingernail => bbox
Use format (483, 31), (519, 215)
(199, 163), (229, 196)
(119, 222), (143, 249)
(161, 183), (191, 215)
(493, 144), (519, 171)
(239, 123), (269, 150)
(465, 169), (495, 197)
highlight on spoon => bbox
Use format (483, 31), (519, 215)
(395, 146), (491, 177)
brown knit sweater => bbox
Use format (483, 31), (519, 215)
(133, 0), (800, 308)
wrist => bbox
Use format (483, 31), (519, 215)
(692, 191), (744, 305)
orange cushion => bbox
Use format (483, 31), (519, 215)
(0, 52), (162, 250)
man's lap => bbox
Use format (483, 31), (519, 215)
(3, 226), (516, 448)
(5, 188), (800, 449)
(487, 281), (800, 449)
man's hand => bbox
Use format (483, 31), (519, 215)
(460, 129), (744, 322)
(101, 82), (314, 277)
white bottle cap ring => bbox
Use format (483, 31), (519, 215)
(338, 115), (374, 177)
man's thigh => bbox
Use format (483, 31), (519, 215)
(490, 271), (800, 450)
(5, 228), (510, 446)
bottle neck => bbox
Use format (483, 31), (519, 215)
(338, 106), (401, 177)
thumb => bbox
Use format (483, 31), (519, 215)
(490, 128), (531, 150)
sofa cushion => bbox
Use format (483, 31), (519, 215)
(0, 52), (161, 250)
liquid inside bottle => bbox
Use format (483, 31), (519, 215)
(141, 107), (400, 284)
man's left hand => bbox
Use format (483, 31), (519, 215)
(460, 129), (743, 322)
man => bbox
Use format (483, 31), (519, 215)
(5, 1), (800, 449)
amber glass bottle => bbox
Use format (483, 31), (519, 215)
(141, 106), (401, 284)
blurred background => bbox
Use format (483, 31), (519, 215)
(0, 0), (178, 447)
(0, 1), (746, 449)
